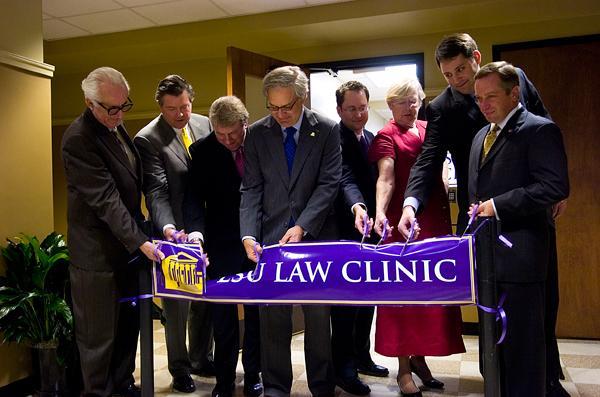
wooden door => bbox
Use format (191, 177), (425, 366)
(495, 36), (600, 339)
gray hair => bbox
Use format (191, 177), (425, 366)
(81, 67), (129, 102)
(209, 96), (249, 127)
(386, 77), (426, 105)
(262, 66), (309, 98)
(475, 61), (519, 94)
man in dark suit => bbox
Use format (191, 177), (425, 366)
(468, 61), (569, 396)
(134, 75), (213, 393)
(399, 33), (569, 396)
(62, 67), (163, 397)
(332, 81), (388, 396)
(184, 96), (262, 397)
(239, 66), (341, 397)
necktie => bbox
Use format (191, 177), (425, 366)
(234, 147), (244, 177)
(284, 126), (297, 174)
(359, 134), (369, 158)
(181, 127), (192, 157)
(482, 124), (500, 161)
(113, 128), (136, 169)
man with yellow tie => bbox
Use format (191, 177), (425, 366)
(134, 75), (213, 393)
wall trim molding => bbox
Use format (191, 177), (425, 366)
(0, 50), (55, 78)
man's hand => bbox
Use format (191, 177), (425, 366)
(279, 225), (304, 245)
(164, 227), (188, 242)
(243, 238), (262, 263)
(373, 211), (393, 238)
(354, 206), (373, 237)
(552, 199), (567, 219)
(140, 241), (164, 262)
(468, 200), (496, 218)
(398, 206), (420, 240)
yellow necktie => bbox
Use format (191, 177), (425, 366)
(181, 127), (192, 156)
(482, 124), (500, 161)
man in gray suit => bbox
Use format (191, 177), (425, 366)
(134, 75), (213, 393)
(240, 66), (341, 397)
(62, 67), (163, 396)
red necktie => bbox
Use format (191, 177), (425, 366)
(234, 147), (244, 177)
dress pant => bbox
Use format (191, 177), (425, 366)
(545, 225), (562, 383)
(331, 305), (375, 378)
(211, 303), (260, 388)
(497, 282), (546, 397)
(70, 266), (139, 397)
(163, 298), (213, 377)
(260, 305), (334, 397)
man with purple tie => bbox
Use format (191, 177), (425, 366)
(185, 96), (262, 397)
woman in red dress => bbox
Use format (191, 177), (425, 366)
(369, 77), (465, 396)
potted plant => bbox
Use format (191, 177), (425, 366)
(0, 232), (73, 396)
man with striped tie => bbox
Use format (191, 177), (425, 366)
(134, 75), (213, 393)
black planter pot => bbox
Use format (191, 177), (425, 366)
(34, 344), (66, 397)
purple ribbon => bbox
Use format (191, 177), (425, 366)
(119, 293), (153, 306)
(152, 237), (476, 304)
(477, 292), (508, 344)
(498, 234), (513, 248)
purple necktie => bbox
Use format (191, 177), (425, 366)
(234, 147), (244, 177)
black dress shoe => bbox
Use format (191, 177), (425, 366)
(336, 376), (371, 396)
(357, 362), (389, 377)
(113, 383), (141, 397)
(191, 361), (216, 377)
(400, 389), (422, 397)
(243, 381), (263, 397)
(243, 374), (263, 397)
(409, 359), (444, 390)
(173, 374), (196, 393)
(547, 380), (571, 397)
(212, 383), (235, 397)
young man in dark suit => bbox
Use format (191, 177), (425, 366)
(332, 81), (388, 396)
(62, 67), (163, 397)
(134, 75), (214, 393)
(468, 61), (569, 396)
(399, 33), (569, 396)
(184, 96), (262, 397)
(240, 66), (341, 397)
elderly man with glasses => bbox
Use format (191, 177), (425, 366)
(61, 66), (163, 397)
(240, 65), (341, 397)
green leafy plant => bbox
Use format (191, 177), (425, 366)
(0, 233), (72, 349)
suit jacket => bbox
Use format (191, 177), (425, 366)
(61, 108), (148, 273)
(240, 108), (342, 245)
(405, 67), (550, 230)
(134, 113), (210, 235)
(335, 122), (377, 240)
(184, 132), (253, 279)
(468, 107), (569, 282)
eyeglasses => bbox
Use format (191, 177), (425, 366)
(342, 106), (369, 115)
(266, 97), (298, 113)
(392, 98), (419, 108)
(96, 97), (133, 116)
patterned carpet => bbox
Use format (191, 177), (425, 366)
(135, 320), (600, 396)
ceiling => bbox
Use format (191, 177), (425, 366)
(42, 0), (353, 40)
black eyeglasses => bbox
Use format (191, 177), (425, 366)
(97, 97), (133, 116)
(266, 97), (298, 113)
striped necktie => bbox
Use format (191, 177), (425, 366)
(181, 127), (192, 156)
(482, 124), (500, 161)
